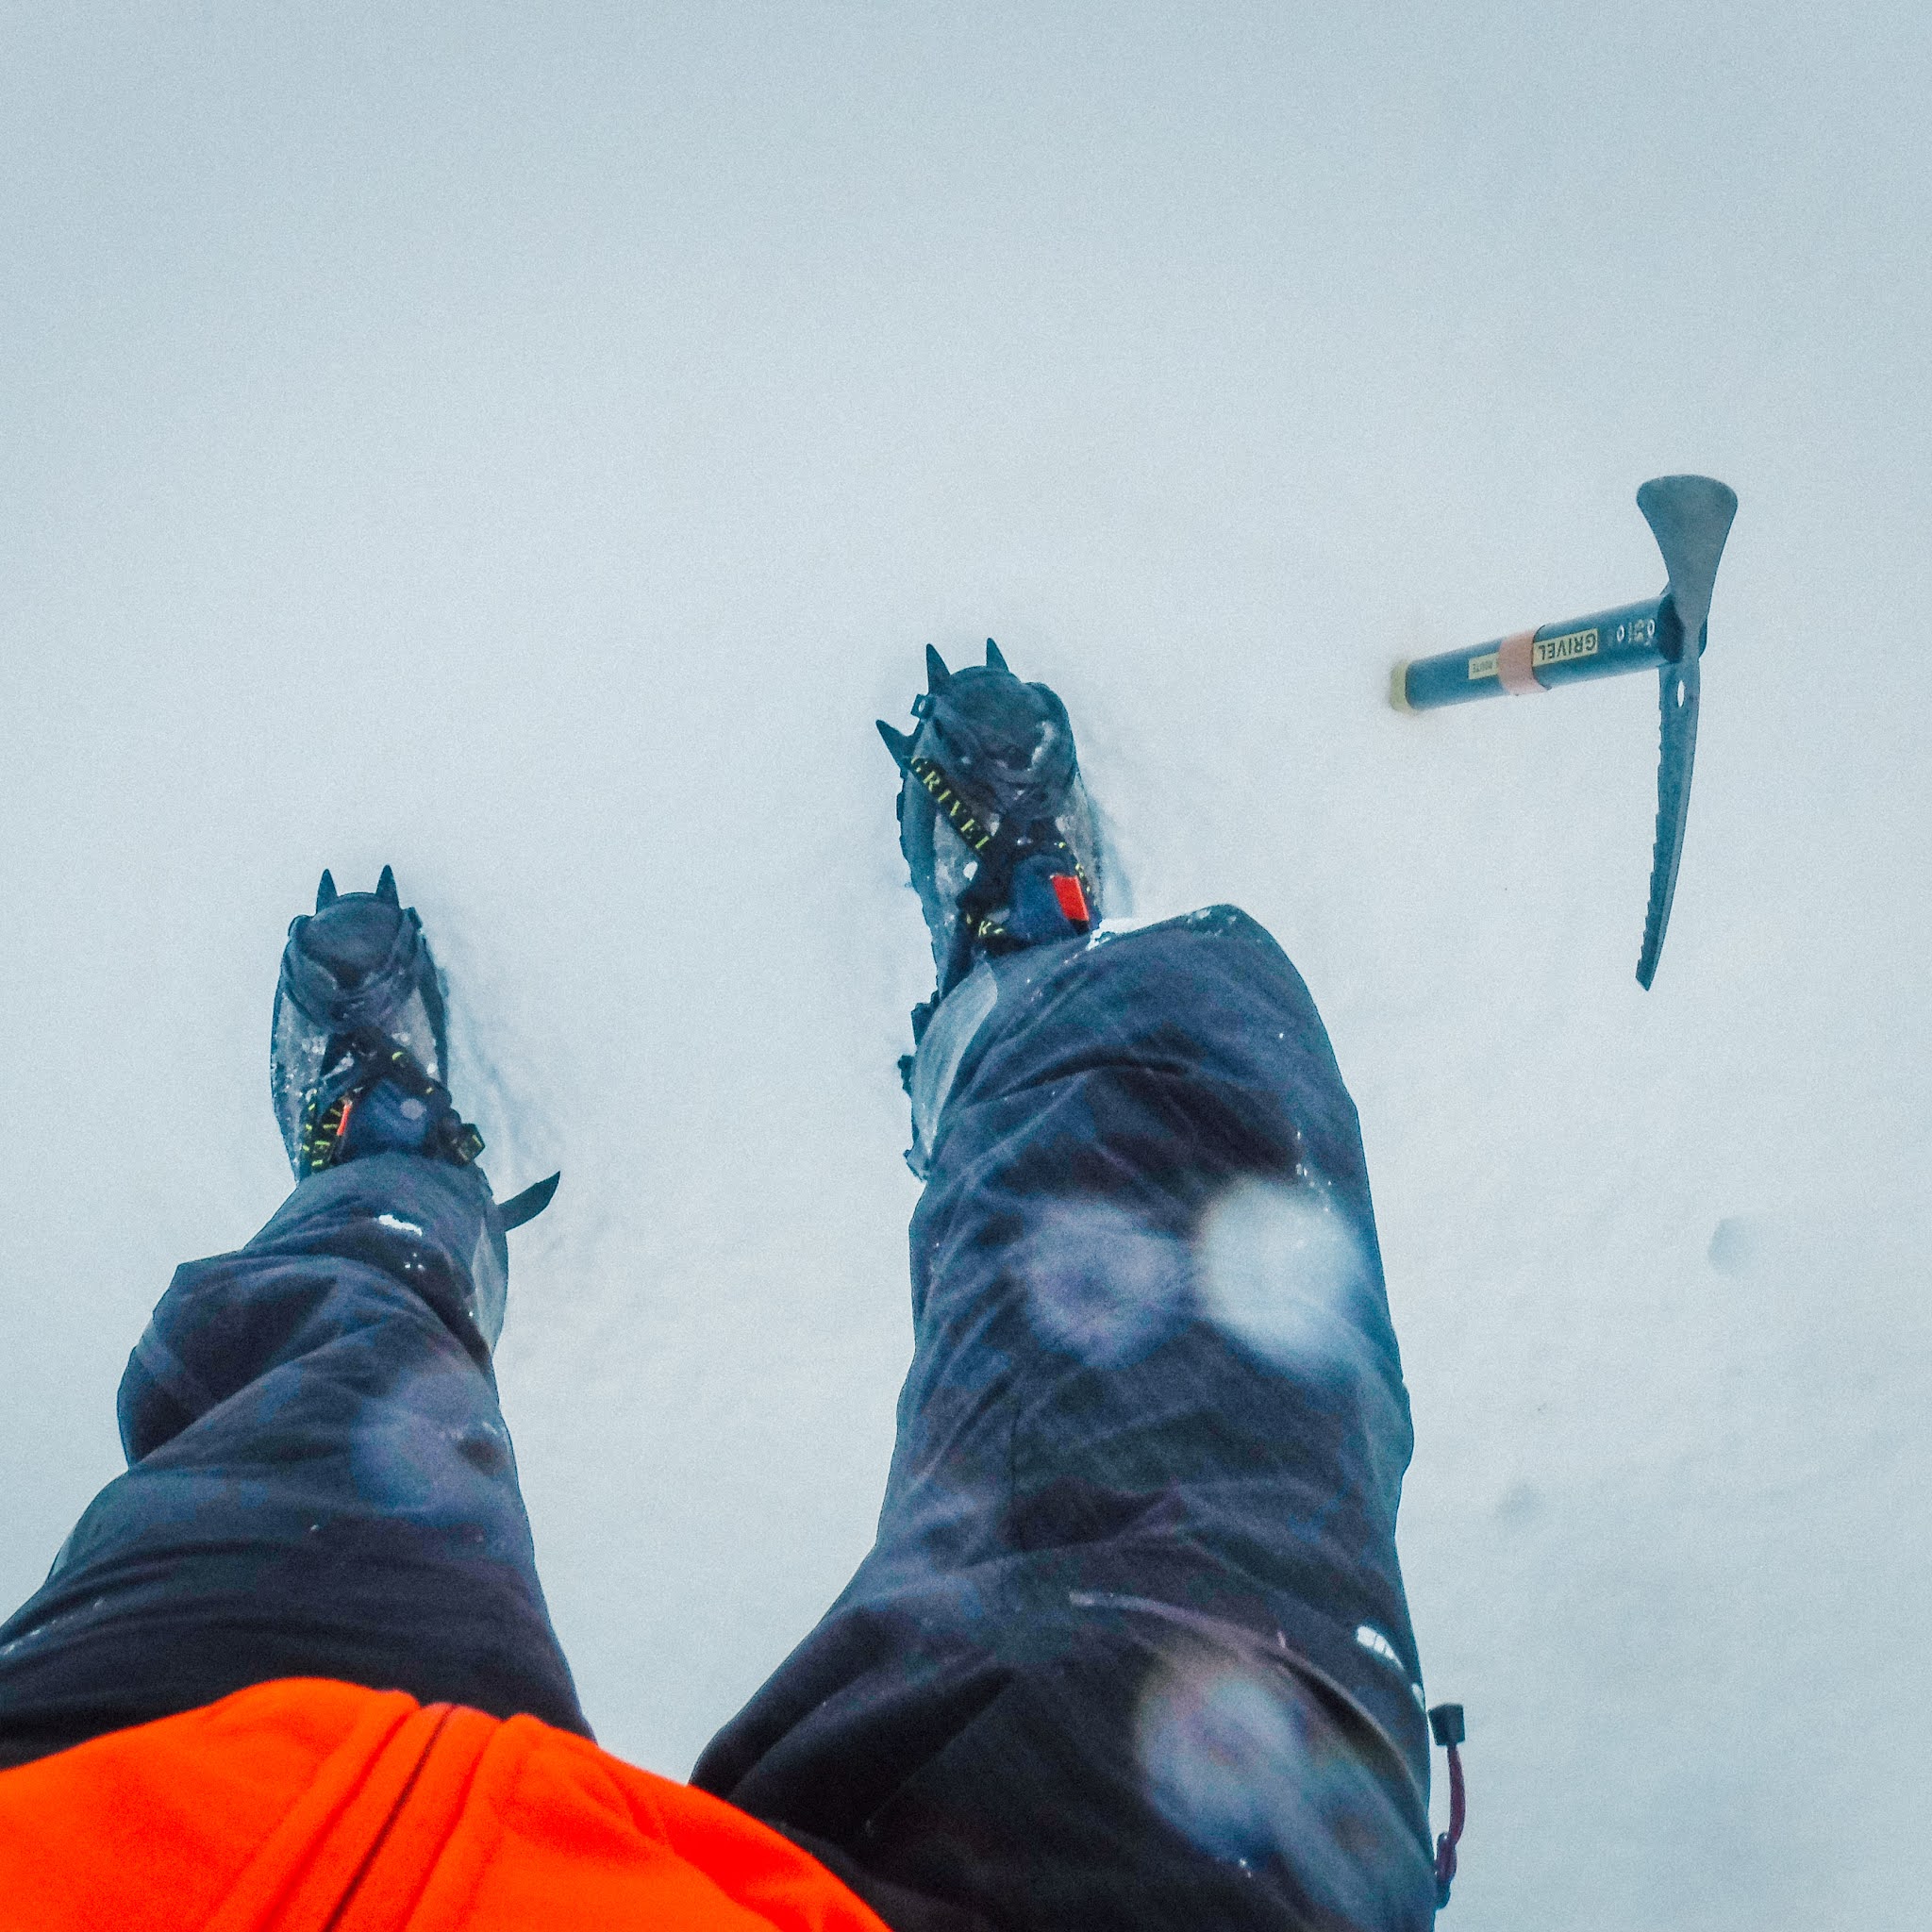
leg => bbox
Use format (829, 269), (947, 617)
(0, 1153), (583, 1769)
(694, 909), (1435, 1929)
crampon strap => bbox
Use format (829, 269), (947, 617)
(905, 750), (1094, 982)
(1428, 1702), (1466, 1908)
(297, 1031), (486, 1177)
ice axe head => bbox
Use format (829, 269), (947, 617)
(1638, 475), (1738, 662)
(1632, 477), (1736, 989)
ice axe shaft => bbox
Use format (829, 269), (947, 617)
(1391, 591), (1671, 708)
(1390, 475), (1739, 988)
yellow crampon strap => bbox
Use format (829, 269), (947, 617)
(908, 755), (995, 856)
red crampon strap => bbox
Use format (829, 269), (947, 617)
(908, 749), (1095, 974)
(1049, 874), (1091, 924)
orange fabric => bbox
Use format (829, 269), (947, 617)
(0, 1679), (891, 1932)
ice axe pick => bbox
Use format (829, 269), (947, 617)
(1391, 475), (1738, 988)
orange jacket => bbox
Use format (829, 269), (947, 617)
(0, 1678), (889, 1931)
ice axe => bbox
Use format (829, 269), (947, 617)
(1391, 475), (1738, 988)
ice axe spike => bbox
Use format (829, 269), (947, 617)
(1391, 475), (1738, 989)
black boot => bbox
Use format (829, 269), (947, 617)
(269, 866), (481, 1179)
(877, 640), (1106, 1008)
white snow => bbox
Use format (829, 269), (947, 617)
(1356, 1625), (1403, 1670)
(2, 8), (1928, 1926)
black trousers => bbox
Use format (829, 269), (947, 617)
(0, 908), (1435, 1930)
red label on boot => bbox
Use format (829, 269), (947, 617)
(1050, 874), (1091, 925)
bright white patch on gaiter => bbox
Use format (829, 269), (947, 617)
(377, 1214), (425, 1237)
(1016, 1202), (1189, 1366)
(1193, 1178), (1374, 1370)
(1356, 1624), (1397, 1665)
(1135, 1652), (1420, 1924)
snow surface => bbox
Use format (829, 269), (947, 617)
(3, 7), (1928, 1925)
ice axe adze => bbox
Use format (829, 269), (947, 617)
(1391, 475), (1738, 988)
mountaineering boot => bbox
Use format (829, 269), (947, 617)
(877, 640), (1105, 1010)
(272, 867), (559, 1229)
(270, 865), (481, 1177)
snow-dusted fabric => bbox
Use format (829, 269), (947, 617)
(695, 908), (1437, 1931)
(0, 909), (1433, 1928)
(0, 1154), (586, 1766)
